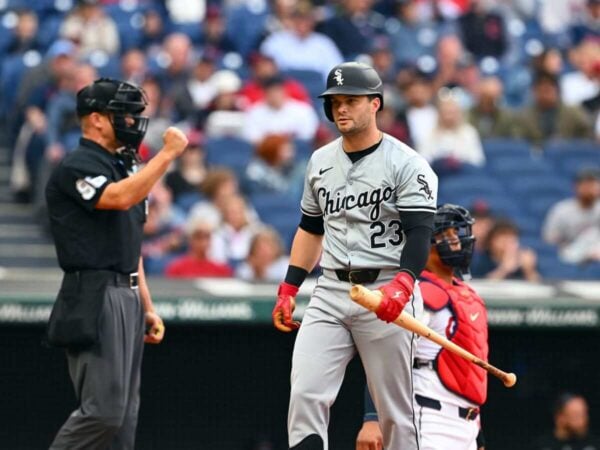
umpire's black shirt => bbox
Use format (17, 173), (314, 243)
(45, 138), (146, 274)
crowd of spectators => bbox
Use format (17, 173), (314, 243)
(1, 0), (599, 280)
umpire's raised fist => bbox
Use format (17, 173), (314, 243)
(162, 127), (188, 159)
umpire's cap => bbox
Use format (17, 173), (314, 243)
(319, 62), (384, 121)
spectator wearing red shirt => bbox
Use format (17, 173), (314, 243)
(239, 53), (310, 107)
(165, 218), (233, 278)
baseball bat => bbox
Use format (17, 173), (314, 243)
(349, 284), (517, 388)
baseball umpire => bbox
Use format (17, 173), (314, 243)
(272, 62), (438, 449)
(45, 78), (187, 449)
(356, 204), (488, 450)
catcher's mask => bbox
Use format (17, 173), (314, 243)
(77, 78), (149, 159)
(318, 62), (384, 122)
(432, 203), (476, 279)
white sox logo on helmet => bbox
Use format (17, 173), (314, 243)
(334, 69), (344, 86)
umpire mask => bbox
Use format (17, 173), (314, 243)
(77, 78), (149, 160)
(432, 204), (476, 280)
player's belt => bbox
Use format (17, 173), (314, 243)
(334, 269), (380, 284)
(415, 394), (479, 421)
(67, 270), (139, 289)
(413, 358), (435, 370)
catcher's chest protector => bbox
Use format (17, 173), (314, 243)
(420, 271), (489, 405)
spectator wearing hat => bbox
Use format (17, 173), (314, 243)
(543, 168), (600, 264)
(239, 53), (311, 107)
(200, 6), (237, 58)
(241, 75), (319, 143)
(260, 0), (343, 81)
(517, 71), (593, 146)
(165, 218), (233, 278)
(59, 0), (120, 57)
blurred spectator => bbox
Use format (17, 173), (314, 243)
(243, 134), (306, 196)
(517, 71), (593, 145)
(165, 0), (206, 24)
(239, 53), (311, 107)
(458, 0), (507, 59)
(471, 218), (541, 281)
(367, 36), (397, 84)
(142, 181), (187, 274)
(169, 55), (217, 125)
(469, 76), (519, 138)
(236, 226), (288, 281)
(4, 9), (41, 56)
(260, 0), (343, 81)
(398, 70), (437, 148)
(532, 48), (565, 77)
(59, 0), (120, 57)
(210, 194), (261, 267)
(139, 77), (174, 159)
(418, 91), (485, 168)
(543, 168), (600, 264)
(376, 104), (412, 143)
(44, 63), (98, 165)
(153, 33), (194, 91)
(561, 40), (600, 107)
(200, 5), (237, 58)
(139, 8), (167, 55)
(242, 75), (319, 143)
(384, 0), (439, 67)
(470, 199), (496, 255)
(432, 34), (464, 94)
(317, 0), (387, 59)
(165, 218), (233, 278)
(570, 0), (600, 45)
(531, 393), (600, 449)
(189, 167), (241, 227)
(165, 134), (207, 204)
(120, 49), (148, 86)
(204, 70), (246, 137)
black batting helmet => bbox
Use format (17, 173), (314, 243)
(77, 78), (149, 153)
(432, 204), (476, 279)
(318, 62), (384, 122)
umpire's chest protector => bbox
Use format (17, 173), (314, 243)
(300, 135), (438, 269)
(420, 271), (489, 405)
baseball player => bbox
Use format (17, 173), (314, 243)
(356, 204), (488, 450)
(45, 78), (187, 449)
(272, 62), (438, 450)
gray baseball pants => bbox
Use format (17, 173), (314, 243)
(49, 284), (145, 450)
(288, 269), (423, 450)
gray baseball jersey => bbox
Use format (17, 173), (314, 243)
(300, 133), (438, 269)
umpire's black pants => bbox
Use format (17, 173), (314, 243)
(50, 283), (145, 450)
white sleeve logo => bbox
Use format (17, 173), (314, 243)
(75, 176), (107, 200)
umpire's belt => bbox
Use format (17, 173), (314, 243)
(334, 269), (380, 284)
(415, 394), (479, 421)
(67, 270), (139, 289)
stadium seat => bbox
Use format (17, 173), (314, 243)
(225, 4), (269, 56)
(537, 254), (582, 280)
(204, 136), (254, 176)
(486, 153), (555, 177)
(544, 140), (600, 178)
(482, 138), (531, 158)
(281, 68), (323, 102)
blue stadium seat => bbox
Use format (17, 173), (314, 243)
(281, 68), (323, 102)
(482, 138), (531, 158)
(204, 136), (254, 176)
(0, 52), (42, 117)
(526, 194), (569, 220)
(537, 255), (583, 280)
(249, 192), (300, 250)
(506, 175), (572, 199)
(544, 140), (600, 178)
(293, 139), (313, 161)
(486, 154), (555, 177)
(225, 4), (269, 56)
